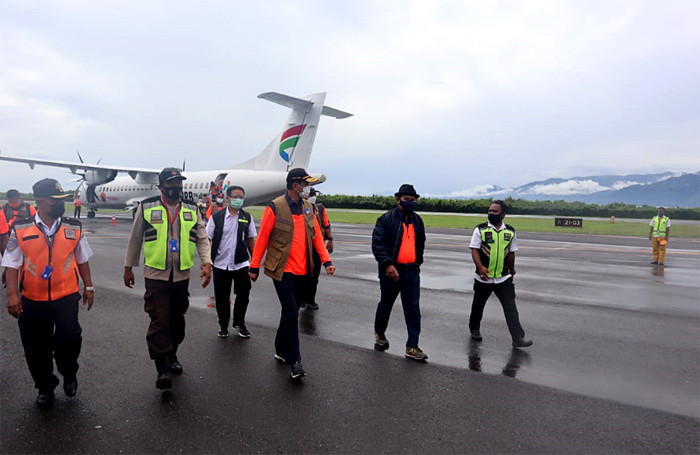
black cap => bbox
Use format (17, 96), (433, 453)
(32, 179), (72, 199)
(159, 167), (187, 184)
(286, 168), (319, 184)
(394, 184), (420, 198)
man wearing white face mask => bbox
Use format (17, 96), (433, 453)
(206, 186), (257, 338)
(206, 194), (226, 220)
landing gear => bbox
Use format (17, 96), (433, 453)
(87, 210), (96, 219)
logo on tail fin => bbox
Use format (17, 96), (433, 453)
(279, 124), (307, 163)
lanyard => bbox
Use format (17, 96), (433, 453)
(162, 198), (181, 235)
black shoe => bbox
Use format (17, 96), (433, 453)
(36, 389), (55, 408)
(274, 353), (286, 363)
(290, 362), (307, 379)
(658, 262), (664, 266)
(217, 328), (229, 338)
(374, 333), (389, 351)
(470, 330), (483, 341)
(156, 371), (172, 390)
(63, 378), (78, 397)
(169, 357), (183, 375)
(650, 261), (658, 265)
(234, 325), (251, 338)
(305, 302), (319, 310)
(512, 338), (533, 348)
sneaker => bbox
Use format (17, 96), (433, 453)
(405, 347), (428, 361)
(217, 328), (229, 338)
(274, 353), (286, 363)
(236, 326), (251, 338)
(470, 330), (483, 342)
(290, 362), (307, 379)
(512, 338), (533, 348)
(305, 302), (319, 310)
(374, 333), (389, 351)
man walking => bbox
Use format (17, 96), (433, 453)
(372, 184), (428, 361)
(649, 207), (671, 266)
(206, 185), (257, 338)
(468, 200), (532, 348)
(249, 168), (335, 381)
(2, 178), (94, 407)
(124, 168), (212, 390)
(300, 187), (333, 310)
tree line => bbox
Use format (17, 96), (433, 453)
(316, 195), (700, 220)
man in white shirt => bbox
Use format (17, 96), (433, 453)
(206, 186), (257, 338)
(468, 200), (532, 348)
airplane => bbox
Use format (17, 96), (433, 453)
(0, 92), (352, 218)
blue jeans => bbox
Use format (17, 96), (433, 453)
(374, 265), (421, 348)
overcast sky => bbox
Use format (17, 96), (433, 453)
(1, 0), (699, 196)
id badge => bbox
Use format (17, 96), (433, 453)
(41, 265), (54, 280)
(169, 239), (179, 252)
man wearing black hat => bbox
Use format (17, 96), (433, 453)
(2, 178), (95, 408)
(124, 167), (212, 391)
(372, 184), (428, 361)
(249, 168), (335, 381)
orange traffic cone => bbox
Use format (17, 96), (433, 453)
(111, 214), (116, 225)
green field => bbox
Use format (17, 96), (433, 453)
(246, 207), (700, 238)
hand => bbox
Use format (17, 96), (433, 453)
(123, 267), (135, 288)
(248, 272), (258, 282)
(325, 265), (336, 276)
(326, 239), (334, 254)
(200, 263), (212, 288)
(83, 290), (94, 310)
(477, 265), (489, 281)
(385, 265), (399, 281)
(6, 293), (21, 319)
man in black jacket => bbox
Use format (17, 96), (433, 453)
(371, 184), (427, 361)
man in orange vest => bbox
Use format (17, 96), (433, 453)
(73, 196), (82, 219)
(249, 168), (335, 381)
(2, 179), (95, 408)
(0, 210), (9, 254)
(3, 189), (37, 228)
(205, 194), (226, 220)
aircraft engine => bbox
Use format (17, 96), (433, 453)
(84, 169), (118, 185)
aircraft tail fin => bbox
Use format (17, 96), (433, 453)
(233, 92), (352, 171)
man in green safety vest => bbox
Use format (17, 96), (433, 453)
(124, 167), (212, 391)
(468, 200), (532, 348)
(648, 206), (671, 266)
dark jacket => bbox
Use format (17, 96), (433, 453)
(371, 207), (425, 276)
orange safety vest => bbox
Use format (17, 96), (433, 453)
(14, 218), (81, 301)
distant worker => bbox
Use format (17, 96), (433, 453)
(468, 200), (532, 348)
(301, 187), (333, 310)
(206, 195), (226, 220)
(0, 210), (9, 254)
(124, 168), (212, 391)
(249, 168), (335, 381)
(649, 206), (671, 266)
(73, 195), (82, 219)
(2, 178), (94, 408)
(3, 189), (37, 228)
(206, 185), (257, 338)
(372, 184), (428, 361)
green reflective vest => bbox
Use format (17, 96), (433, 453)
(651, 215), (669, 238)
(142, 200), (198, 270)
(477, 223), (516, 278)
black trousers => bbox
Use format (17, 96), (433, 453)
(144, 278), (189, 361)
(302, 250), (322, 305)
(272, 273), (306, 365)
(213, 266), (251, 329)
(374, 265), (421, 348)
(73, 206), (81, 218)
(18, 293), (82, 390)
(469, 278), (525, 340)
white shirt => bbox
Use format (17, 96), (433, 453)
(469, 221), (518, 284)
(205, 209), (257, 271)
(1, 213), (93, 269)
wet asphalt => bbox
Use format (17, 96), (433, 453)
(1, 216), (699, 454)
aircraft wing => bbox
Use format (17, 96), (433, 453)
(0, 153), (161, 184)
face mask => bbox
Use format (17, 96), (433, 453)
(49, 202), (65, 219)
(162, 186), (182, 200)
(299, 185), (311, 198)
(307, 196), (317, 204)
(488, 213), (503, 226)
(229, 198), (244, 209)
(399, 200), (417, 215)
(216, 198), (224, 204)
(658, 212), (664, 217)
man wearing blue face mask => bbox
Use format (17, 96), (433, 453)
(372, 184), (428, 361)
(206, 186), (257, 338)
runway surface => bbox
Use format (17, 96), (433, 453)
(1, 215), (698, 454)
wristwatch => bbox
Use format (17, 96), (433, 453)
(85, 286), (95, 292)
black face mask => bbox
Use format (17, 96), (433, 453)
(49, 202), (66, 219)
(488, 213), (503, 226)
(162, 186), (182, 200)
(399, 200), (417, 215)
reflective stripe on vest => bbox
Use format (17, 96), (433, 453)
(15, 221), (81, 301)
(142, 202), (198, 270)
(479, 226), (515, 278)
(652, 216), (669, 237)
